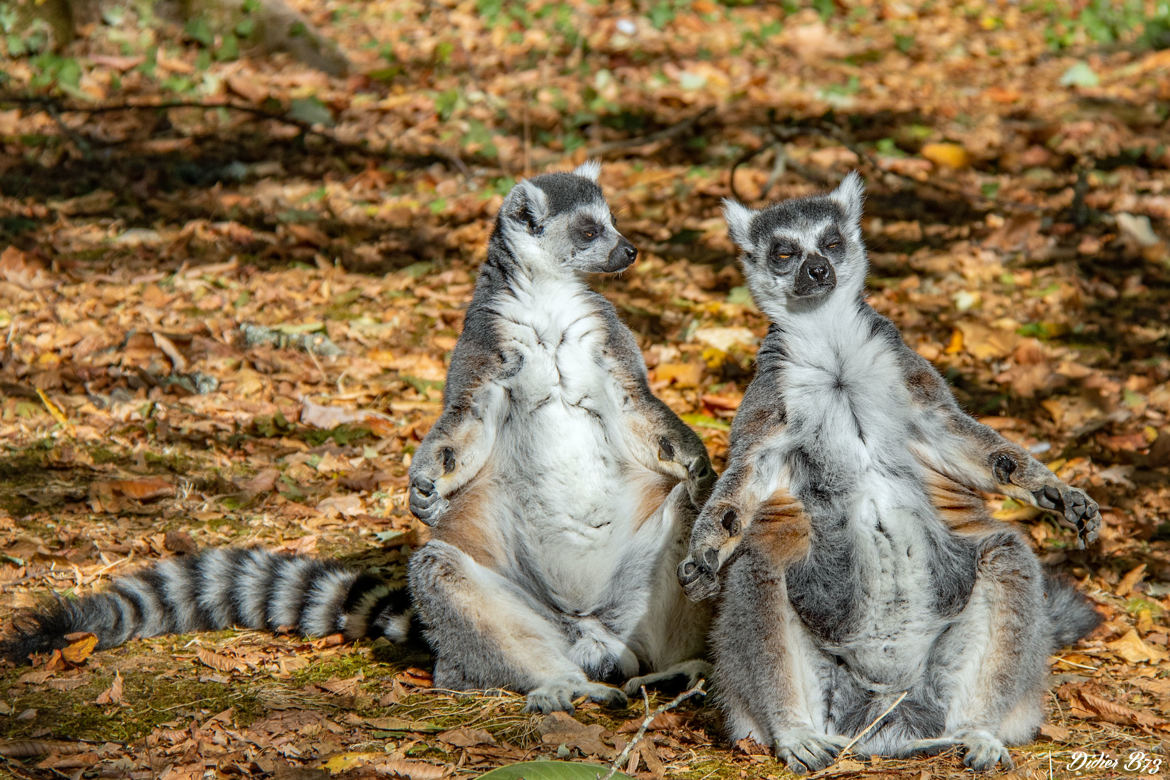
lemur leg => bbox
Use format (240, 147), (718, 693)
(408, 540), (627, 713)
(913, 405), (1100, 546)
(409, 384), (506, 526)
(712, 548), (847, 774)
(619, 484), (712, 696)
(896, 531), (1046, 771)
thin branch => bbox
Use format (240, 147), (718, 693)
(601, 680), (705, 780)
(587, 107), (715, 159)
(832, 689), (908, 767)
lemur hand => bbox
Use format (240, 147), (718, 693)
(408, 445), (456, 526)
(993, 453), (1100, 549)
(678, 503), (741, 601)
(1033, 484), (1100, 549)
(657, 436), (715, 509)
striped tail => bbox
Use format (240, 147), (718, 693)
(2, 547), (414, 664)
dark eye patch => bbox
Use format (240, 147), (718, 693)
(768, 239), (798, 270)
(574, 218), (603, 243)
(821, 227), (843, 250)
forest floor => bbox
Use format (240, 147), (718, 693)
(1, 1), (1169, 778)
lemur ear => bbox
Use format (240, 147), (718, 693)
(830, 171), (864, 230)
(723, 199), (757, 253)
(572, 160), (602, 182)
(503, 179), (551, 234)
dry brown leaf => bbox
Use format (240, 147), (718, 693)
(372, 759), (447, 779)
(539, 711), (615, 758)
(1038, 723), (1071, 742)
(0, 740), (92, 758)
(1107, 629), (1169, 664)
(102, 477), (174, 501)
(235, 468), (280, 496)
(1115, 563), (1147, 597)
(95, 671), (124, 706)
(0, 246), (53, 289)
(654, 363), (702, 388)
(195, 648), (247, 674)
(437, 727), (497, 747)
(617, 712), (684, 733)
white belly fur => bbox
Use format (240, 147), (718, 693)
(488, 278), (669, 613)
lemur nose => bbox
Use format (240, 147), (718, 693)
(806, 260), (830, 282)
(622, 241), (637, 264)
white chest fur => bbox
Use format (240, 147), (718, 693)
(488, 274), (658, 610)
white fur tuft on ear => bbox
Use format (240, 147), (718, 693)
(572, 160), (602, 182)
(830, 171), (865, 228)
(503, 178), (550, 232)
(722, 199), (757, 252)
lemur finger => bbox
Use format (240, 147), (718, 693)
(440, 446), (456, 474)
(1033, 484), (1060, 510)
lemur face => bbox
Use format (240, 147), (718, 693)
(499, 162), (637, 274)
(723, 173), (866, 318)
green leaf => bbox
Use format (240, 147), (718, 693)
(289, 96), (335, 127)
(476, 761), (633, 780)
(184, 16), (214, 46)
(1059, 61), (1098, 87)
(681, 414), (731, 432)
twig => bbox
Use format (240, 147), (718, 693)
(601, 680), (705, 780)
(586, 107), (715, 159)
(831, 689), (908, 766)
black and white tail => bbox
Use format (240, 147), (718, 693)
(1043, 572), (1102, 650)
(2, 547), (414, 664)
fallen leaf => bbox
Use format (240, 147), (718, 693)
(617, 712), (684, 733)
(539, 711), (615, 758)
(437, 727), (497, 747)
(1037, 723), (1070, 742)
(0, 246), (53, 289)
(316, 495), (365, 518)
(60, 634), (97, 666)
(1116, 563), (1147, 597)
(95, 671), (124, 706)
(654, 363), (702, 388)
(921, 142), (971, 169)
(1107, 629), (1169, 665)
(195, 648), (247, 674)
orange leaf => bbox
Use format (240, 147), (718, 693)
(95, 671), (124, 706)
(921, 142), (971, 170)
(654, 363), (703, 388)
(196, 648), (246, 674)
(60, 634), (97, 666)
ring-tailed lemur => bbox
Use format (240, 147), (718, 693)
(677, 173), (1101, 773)
(3, 164), (716, 715)
(406, 161), (714, 713)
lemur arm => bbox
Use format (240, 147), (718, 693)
(409, 326), (512, 526)
(601, 307), (715, 508)
(902, 350), (1100, 547)
(677, 376), (790, 600)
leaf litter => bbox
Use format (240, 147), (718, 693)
(1, 0), (1169, 778)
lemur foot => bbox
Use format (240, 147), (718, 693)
(897, 730), (1013, 772)
(1033, 484), (1100, 548)
(622, 659), (711, 697)
(524, 680), (628, 714)
(772, 728), (849, 774)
